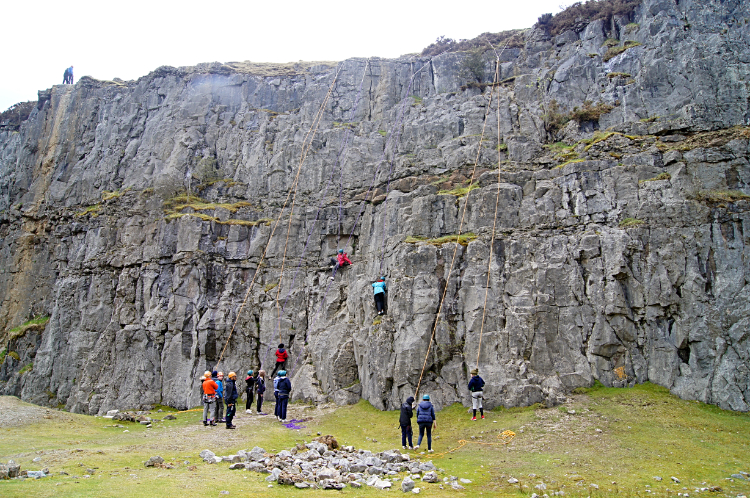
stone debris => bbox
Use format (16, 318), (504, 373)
(196, 442), (468, 491)
(144, 456), (164, 467)
(0, 460), (49, 480)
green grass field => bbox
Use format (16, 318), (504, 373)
(1, 383), (749, 497)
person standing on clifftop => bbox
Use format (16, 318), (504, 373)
(224, 372), (238, 429)
(62, 66), (74, 84)
(245, 370), (256, 414)
(468, 368), (485, 420)
(270, 344), (288, 378)
(372, 277), (387, 315)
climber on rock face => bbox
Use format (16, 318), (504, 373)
(329, 249), (352, 280)
(372, 277), (387, 315)
(63, 66), (74, 84)
(270, 343), (288, 378)
(468, 368), (485, 420)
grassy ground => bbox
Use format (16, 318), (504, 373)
(1, 383), (749, 497)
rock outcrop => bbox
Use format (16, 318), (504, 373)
(1, 0), (749, 413)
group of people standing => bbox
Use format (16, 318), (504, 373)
(398, 368), (486, 452)
(200, 344), (295, 428)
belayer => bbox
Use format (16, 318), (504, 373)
(468, 368), (485, 420)
(372, 277), (387, 315)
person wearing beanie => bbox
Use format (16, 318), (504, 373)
(276, 370), (292, 422)
(415, 394), (436, 452)
(201, 371), (218, 426)
(468, 368), (486, 420)
(256, 370), (267, 415)
(245, 369), (256, 414)
(214, 371), (225, 422)
(372, 277), (387, 316)
(224, 372), (238, 429)
(271, 343), (288, 378)
(399, 395), (415, 449)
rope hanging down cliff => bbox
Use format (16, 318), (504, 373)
(216, 63), (345, 365)
(413, 56), (502, 400)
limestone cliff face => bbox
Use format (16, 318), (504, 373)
(1, 0), (749, 413)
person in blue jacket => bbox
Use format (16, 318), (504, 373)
(212, 371), (225, 422)
(372, 278), (387, 315)
(273, 371), (281, 420)
(276, 370), (292, 423)
(415, 394), (436, 453)
(468, 368), (485, 420)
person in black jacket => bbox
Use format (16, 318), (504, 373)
(256, 370), (267, 414)
(224, 372), (239, 429)
(245, 370), (256, 413)
(468, 368), (486, 420)
(276, 370), (292, 422)
(399, 396), (415, 450)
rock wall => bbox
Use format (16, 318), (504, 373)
(1, 0), (749, 413)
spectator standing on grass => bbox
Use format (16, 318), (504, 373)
(212, 371), (225, 422)
(415, 394), (436, 453)
(468, 368), (485, 420)
(273, 371), (281, 420)
(256, 370), (267, 414)
(201, 371), (218, 426)
(224, 372), (238, 429)
(245, 370), (256, 413)
(276, 370), (292, 423)
(399, 396), (415, 450)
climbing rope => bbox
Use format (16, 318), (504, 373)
(216, 62), (344, 365)
(476, 58), (503, 369)
(413, 56), (501, 400)
(428, 429), (516, 459)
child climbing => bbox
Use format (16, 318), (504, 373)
(271, 344), (288, 378)
(415, 394), (436, 453)
(329, 249), (352, 280)
(399, 395), (415, 450)
(372, 277), (387, 315)
(468, 368), (485, 420)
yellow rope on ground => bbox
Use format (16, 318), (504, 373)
(428, 429), (516, 459)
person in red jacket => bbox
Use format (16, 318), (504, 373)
(201, 371), (218, 426)
(329, 249), (352, 280)
(270, 343), (288, 377)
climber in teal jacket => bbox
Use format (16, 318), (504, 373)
(372, 278), (387, 315)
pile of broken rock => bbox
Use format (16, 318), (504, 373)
(198, 437), (452, 492)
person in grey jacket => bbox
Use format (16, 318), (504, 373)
(415, 394), (436, 452)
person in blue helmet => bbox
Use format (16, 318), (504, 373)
(276, 370), (292, 423)
(415, 394), (436, 453)
(329, 249), (352, 280)
(372, 277), (387, 315)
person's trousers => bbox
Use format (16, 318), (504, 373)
(225, 403), (236, 427)
(374, 293), (385, 313)
(257, 394), (264, 413)
(278, 396), (289, 420)
(246, 391), (254, 410)
(418, 422), (432, 450)
(202, 400), (213, 422)
(271, 361), (286, 377)
(274, 393), (280, 417)
(401, 424), (413, 447)
(214, 397), (224, 420)
(471, 391), (483, 409)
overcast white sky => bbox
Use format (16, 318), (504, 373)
(2, 0), (567, 111)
